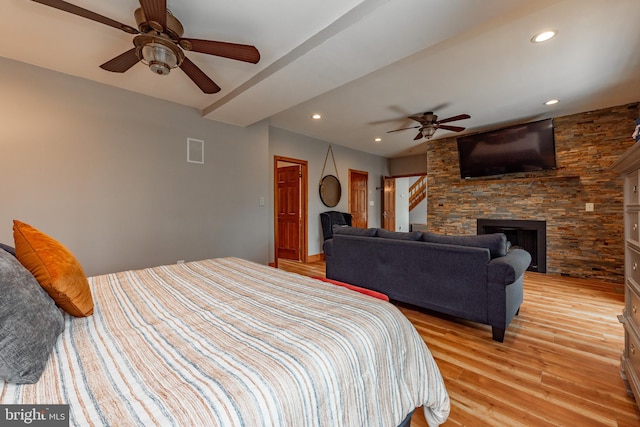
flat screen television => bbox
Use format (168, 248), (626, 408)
(456, 118), (556, 179)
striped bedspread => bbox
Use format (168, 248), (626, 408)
(1, 257), (449, 426)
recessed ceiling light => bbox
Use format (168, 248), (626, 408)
(374, 137), (382, 142)
(531, 30), (557, 43)
(311, 114), (322, 120)
(544, 99), (559, 105)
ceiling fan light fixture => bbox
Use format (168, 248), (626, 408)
(135, 36), (184, 76)
(142, 43), (176, 75)
(422, 126), (437, 139)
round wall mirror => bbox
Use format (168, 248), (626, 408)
(319, 175), (341, 207)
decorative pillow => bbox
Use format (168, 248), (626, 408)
(375, 228), (422, 241)
(421, 232), (508, 258)
(0, 242), (16, 257)
(332, 225), (378, 237)
(0, 249), (64, 384)
(13, 220), (94, 317)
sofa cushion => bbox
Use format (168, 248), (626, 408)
(376, 228), (422, 241)
(333, 225), (378, 237)
(421, 232), (508, 258)
(0, 249), (64, 384)
(13, 220), (94, 317)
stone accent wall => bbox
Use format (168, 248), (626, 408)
(427, 102), (639, 283)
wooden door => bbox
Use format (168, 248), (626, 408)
(382, 177), (396, 231)
(277, 165), (301, 260)
(349, 170), (368, 228)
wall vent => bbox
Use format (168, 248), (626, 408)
(187, 138), (204, 164)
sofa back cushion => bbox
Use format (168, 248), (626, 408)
(421, 232), (508, 258)
(332, 225), (378, 237)
(326, 234), (491, 323)
(375, 228), (422, 241)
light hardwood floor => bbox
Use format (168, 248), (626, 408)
(277, 259), (640, 427)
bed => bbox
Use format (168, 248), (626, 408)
(1, 255), (449, 426)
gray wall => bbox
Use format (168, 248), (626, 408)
(0, 57), (270, 276)
(0, 57), (390, 275)
(268, 127), (389, 258)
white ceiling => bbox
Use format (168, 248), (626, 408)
(3, 0), (640, 158)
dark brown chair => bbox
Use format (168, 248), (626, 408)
(320, 211), (352, 241)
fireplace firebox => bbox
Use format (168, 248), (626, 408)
(477, 219), (546, 273)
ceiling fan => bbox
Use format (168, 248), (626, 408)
(30, 0), (261, 94)
(387, 111), (471, 140)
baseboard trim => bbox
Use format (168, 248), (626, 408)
(273, 254), (324, 267)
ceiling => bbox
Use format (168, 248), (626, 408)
(3, 0), (640, 158)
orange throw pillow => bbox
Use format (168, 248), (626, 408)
(13, 220), (94, 317)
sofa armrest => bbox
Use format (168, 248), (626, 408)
(488, 248), (532, 286)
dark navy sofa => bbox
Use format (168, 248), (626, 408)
(323, 227), (531, 342)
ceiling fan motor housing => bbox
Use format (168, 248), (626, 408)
(133, 8), (186, 75)
(134, 8), (184, 40)
(421, 112), (438, 124)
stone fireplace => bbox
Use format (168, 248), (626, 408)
(477, 219), (546, 273)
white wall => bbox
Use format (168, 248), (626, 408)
(409, 175), (428, 226)
(0, 57), (270, 276)
(395, 177), (410, 231)
(268, 127), (389, 259)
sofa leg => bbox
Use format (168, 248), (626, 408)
(516, 307), (520, 316)
(492, 327), (505, 342)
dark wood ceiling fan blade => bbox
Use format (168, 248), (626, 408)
(413, 131), (424, 140)
(139, 0), (166, 30)
(386, 125), (420, 133)
(438, 114), (470, 124)
(31, 0), (139, 34)
(180, 39), (260, 64)
(438, 124), (466, 132)
(100, 48), (140, 72)
(180, 57), (221, 94)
